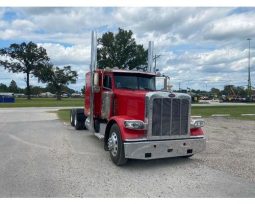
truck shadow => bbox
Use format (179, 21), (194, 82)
(125, 157), (195, 169)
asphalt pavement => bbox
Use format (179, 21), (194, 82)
(0, 107), (255, 197)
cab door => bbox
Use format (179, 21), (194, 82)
(101, 74), (113, 120)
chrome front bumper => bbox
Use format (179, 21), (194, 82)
(124, 137), (206, 160)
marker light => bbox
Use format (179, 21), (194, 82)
(190, 119), (205, 129)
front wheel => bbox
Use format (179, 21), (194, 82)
(108, 124), (127, 166)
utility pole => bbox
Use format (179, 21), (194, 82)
(247, 38), (252, 102)
(153, 54), (161, 72)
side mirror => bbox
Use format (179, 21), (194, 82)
(156, 76), (171, 91)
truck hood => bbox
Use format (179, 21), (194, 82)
(113, 89), (149, 120)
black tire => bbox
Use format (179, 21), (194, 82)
(70, 109), (75, 126)
(74, 111), (85, 130)
(94, 119), (100, 133)
(108, 124), (127, 166)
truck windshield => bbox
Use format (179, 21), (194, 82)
(114, 73), (156, 91)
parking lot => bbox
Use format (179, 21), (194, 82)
(0, 107), (255, 197)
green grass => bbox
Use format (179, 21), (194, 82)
(191, 105), (255, 120)
(55, 105), (255, 123)
(0, 98), (83, 108)
(57, 109), (71, 122)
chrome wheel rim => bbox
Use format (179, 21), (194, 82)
(74, 115), (77, 126)
(70, 113), (73, 123)
(108, 132), (118, 157)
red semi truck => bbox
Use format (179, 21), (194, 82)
(70, 31), (206, 165)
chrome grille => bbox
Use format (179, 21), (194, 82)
(151, 98), (189, 136)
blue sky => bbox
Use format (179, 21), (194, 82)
(0, 7), (255, 91)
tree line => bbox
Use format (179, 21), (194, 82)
(1, 80), (248, 101)
(0, 80), (77, 96)
(175, 84), (250, 101)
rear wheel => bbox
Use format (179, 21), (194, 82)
(108, 124), (127, 166)
(74, 111), (85, 130)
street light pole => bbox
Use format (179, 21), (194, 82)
(247, 38), (252, 102)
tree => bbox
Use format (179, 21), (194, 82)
(81, 86), (85, 94)
(39, 65), (78, 100)
(97, 28), (147, 70)
(8, 80), (19, 93)
(222, 85), (236, 97)
(210, 88), (221, 98)
(236, 86), (247, 98)
(0, 42), (50, 99)
(30, 86), (46, 96)
(62, 86), (76, 95)
(0, 83), (8, 92)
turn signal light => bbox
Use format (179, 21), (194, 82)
(190, 128), (204, 136)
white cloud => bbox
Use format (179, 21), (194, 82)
(27, 8), (113, 33)
(0, 29), (20, 40)
(11, 19), (36, 31)
(205, 12), (255, 40)
(197, 48), (247, 66)
(0, 8), (6, 18)
(158, 46), (255, 90)
(0, 19), (36, 40)
(1, 7), (255, 91)
(37, 43), (91, 66)
(114, 8), (231, 39)
(0, 20), (7, 28)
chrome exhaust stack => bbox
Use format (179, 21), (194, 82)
(89, 30), (97, 133)
(147, 41), (154, 73)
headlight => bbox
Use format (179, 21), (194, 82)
(124, 120), (147, 130)
(190, 119), (205, 128)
